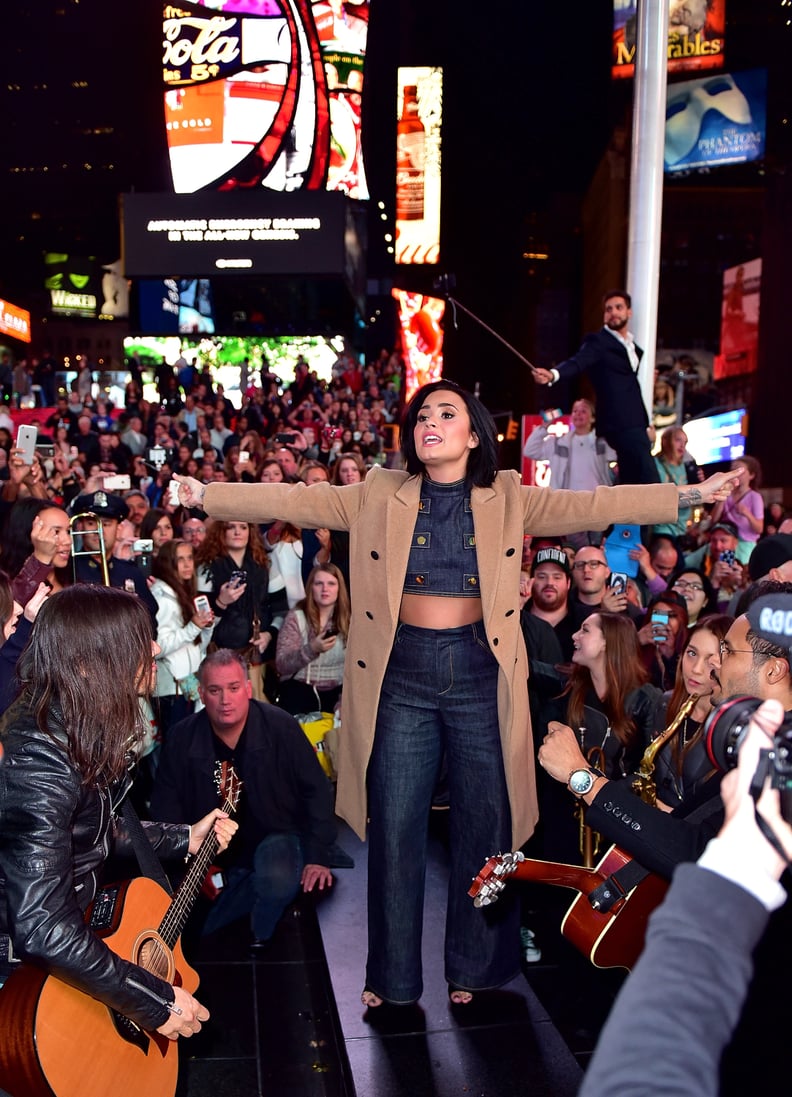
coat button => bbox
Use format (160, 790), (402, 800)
(506, 547), (516, 556)
(505, 608), (514, 617)
(366, 611), (373, 619)
(357, 660), (367, 668)
(371, 550), (379, 559)
(492, 637), (499, 646)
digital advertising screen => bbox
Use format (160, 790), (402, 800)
(44, 252), (102, 318)
(395, 66), (442, 266)
(392, 289), (444, 400)
(121, 190), (348, 277)
(664, 68), (767, 173)
(683, 407), (747, 465)
(123, 332), (347, 398)
(714, 258), (761, 380)
(613, 0), (725, 79)
(0, 297), (31, 344)
(137, 279), (181, 333)
(162, 0), (369, 198)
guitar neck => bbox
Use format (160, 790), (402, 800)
(508, 857), (602, 896)
(157, 793), (233, 949)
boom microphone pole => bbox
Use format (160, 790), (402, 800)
(434, 273), (542, 378)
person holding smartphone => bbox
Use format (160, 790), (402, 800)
(275, 564), (350, 716)
(150, 539), (242, 738)
(194, 521), (288, 702)
(637, 591), (690, 691)
(523, 400), (616, 549)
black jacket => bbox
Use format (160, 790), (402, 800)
(150, 701), (336, 867)
(556, 328), (648, 436)
(202, 551), (287, 657)
(0, 703), (190, 1029)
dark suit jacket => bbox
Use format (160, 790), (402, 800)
(150, 700), (336, 867)
(556, 328), (648, 436)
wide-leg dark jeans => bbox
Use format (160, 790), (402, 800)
(366, 622), (520, 1003)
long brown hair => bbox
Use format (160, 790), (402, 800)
(10, 586), (154, 786)
(153, 539), (198, 632)
(0, 570), (15, 634)
(665, 613), (733, 774)
(564, 613), (649, 748)
(195, 520), (269, 569)
(299, 563), (350, 641)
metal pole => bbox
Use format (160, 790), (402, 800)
(626, 0), (670, 419)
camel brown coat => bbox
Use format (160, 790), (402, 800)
(204, 470), (678, 847)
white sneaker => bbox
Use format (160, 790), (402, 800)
(520, 925), (542, 963)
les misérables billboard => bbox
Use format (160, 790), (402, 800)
(612, 0), (726, 79)
(163, 0), (369, 198)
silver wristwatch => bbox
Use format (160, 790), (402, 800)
(568, 766), (605, 797)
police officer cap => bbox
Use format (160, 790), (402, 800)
(70, 490), (129, 522)
(746, 593), (792, 658)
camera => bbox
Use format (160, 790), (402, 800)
(704, 695), (792, 823)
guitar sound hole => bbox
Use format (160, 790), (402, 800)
(137, 935), (174, 981)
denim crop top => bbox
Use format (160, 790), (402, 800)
(402, 476), (480, 597)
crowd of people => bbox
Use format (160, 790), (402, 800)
(0, 310), (790, 1095)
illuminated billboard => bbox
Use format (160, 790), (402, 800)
(121, 190), (348, 277)
(137, 278), (215, 333)
(395, 66), (442, 266)
(665, 69), (767, 173)
(613, 0), (725, 79)
(392, 289), (444, 399)
(162, 0), (369, 199)
(0, 297), (31, 344)
(44, 253), (129, 319)
(714, 259), (761, 380)
(683, 407), (747, 465)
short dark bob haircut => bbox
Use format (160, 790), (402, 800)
(400, 380), (499, 487)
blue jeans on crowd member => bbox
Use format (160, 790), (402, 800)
(202, 833), (304, 942)
(366, 622), (520, 1004)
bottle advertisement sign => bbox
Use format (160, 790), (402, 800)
(162, 0), (369, 199)
(612, 0), (726, 79)
(395, 66), (442, 266)
(392, 289), (444, 400)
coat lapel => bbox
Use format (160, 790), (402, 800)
(383, 475), (423, 624)
(471, 482), (504, 626)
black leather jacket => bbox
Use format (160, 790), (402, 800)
(0, 703), (190, 1030)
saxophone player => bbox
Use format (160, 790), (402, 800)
(537, 583), (792, 880)
(650, 614), (733, 808)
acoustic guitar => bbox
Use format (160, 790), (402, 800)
(0, 763), (242, 1097)
(468, 844), (668, 971)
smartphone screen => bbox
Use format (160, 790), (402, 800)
(651, 611), (670, 642)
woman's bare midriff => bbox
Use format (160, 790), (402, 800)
(399, 593), (483, 629)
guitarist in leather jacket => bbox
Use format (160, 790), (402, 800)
(0, 586), (236, 1042)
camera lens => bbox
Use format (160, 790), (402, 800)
(703, 695), (760, 772)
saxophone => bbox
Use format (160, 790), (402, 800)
(631, 692), (700, 806)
